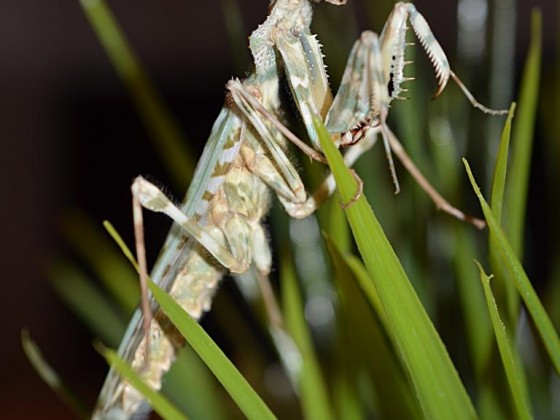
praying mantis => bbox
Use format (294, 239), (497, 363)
(93, 1), (506, 418)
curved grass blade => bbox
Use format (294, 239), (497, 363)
(96, 343), (187, 420)
(475, 262), (532, 420)
(21, 330), (89, 419)
(79, 0), (195, 188)
(314, 117), (477, 419)
(505, 10), (542, 257)
(281, 251), (334, 420)
(464, 159), (560, 374)
(148, 280), (277, 420)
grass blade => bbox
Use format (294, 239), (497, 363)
(325, 237), (421, 419)
(314, 117), (476, 419)
(79, 0), (195, 188)
(505, 10), (542, 257)
(464, 159), (560, 374)
(281, 252), (334, 420)
(475, 262), (532, 420)
(48, 262), (127, 347)
(96, 344), (187, 420)
(148, 280), (277, 420)
(61, 211), (138, 314)
(22, 331), (89, 419)
(489, 103), (518, 325)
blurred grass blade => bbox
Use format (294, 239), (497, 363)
(281, 251), (334, 420)
(148, 280), (277, 420)
(325, 237), (421, 419)
(464, 159), (560, 374)
(162, 348), (226, 420)
(220, 0), (249, 74)
(453, 226), (492, 378)
(505, 10), (542, 257)
(79, 0), (195, 188)
(96, 344), (187, 420)
(61, 211), (138, 314)
(48, 262), (127, 347)
(475, 262), (532, 420)
(22, 330), (89, 419)
(314, 117), (477, 419)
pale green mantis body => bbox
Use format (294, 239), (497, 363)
(93, 1), (506, 418)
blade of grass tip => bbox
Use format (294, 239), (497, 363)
(95, 343), (187, 420)
(475, 262), (533, 420)
(79, 0), (195, 188)
(490, 103), (516, 225)
(103, 220), (139, 273)
(314, 117), (477, 419)
(148, 280), (277, 420)
(61, 211), (138, 314)
(464, 159), (560, 374)
(489, 103), (519, 327)
(220, 0), (250, 74)
(505, 10), (541, 258)
(281, 250), (334, 420)
(21, 330), (89, 419)
(48, 262), (127, 347)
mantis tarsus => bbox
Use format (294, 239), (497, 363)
(93, 1), (506, 418)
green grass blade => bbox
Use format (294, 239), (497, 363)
(490, 103), (517, 223)
(489, 103), (518, 325)
(162, 348), (226, 420)
(148, 280), (277, 420)
(505, 10), (542, 257)
(96, 344), (187, 420)
(48, 262), (127, 347)
(314, 117), (476, 419)
(220, 0), (250, 74)
(61, 212), (138, 314)
(281, 252), (334, 420)
(325, 238), (421, 419)
(22, 331), (90, 419)
(464, 159), (560, 374)
(475, 262), (532, 420)
(79, 0), (195, 188)
(103, 220), (139, 273)
(453, 227), (492, 378)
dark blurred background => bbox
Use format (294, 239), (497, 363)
(0, 0), (556, 418)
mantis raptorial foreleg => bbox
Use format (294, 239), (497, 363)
(274, 3), (507, 227)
